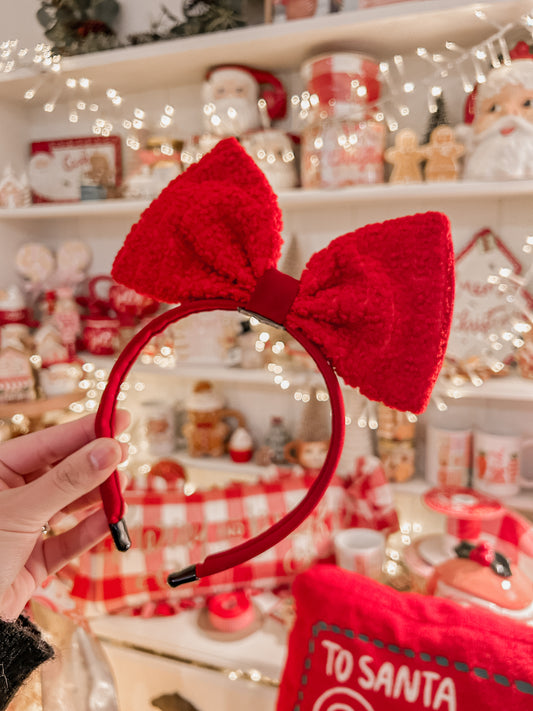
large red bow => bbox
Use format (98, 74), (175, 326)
(113, 138), (454, 413)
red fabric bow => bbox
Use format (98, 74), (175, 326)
(113, 138), (454, 413)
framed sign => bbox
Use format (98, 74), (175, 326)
(447, 228), (528, 371)
(29, 135), (122, 203)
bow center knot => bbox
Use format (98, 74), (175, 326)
(241, 268), (300, 327)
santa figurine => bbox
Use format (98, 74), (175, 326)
(462, 42), (533, 180)
(202, 64), (287, 138)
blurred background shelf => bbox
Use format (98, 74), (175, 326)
(0, 1), (528, 102)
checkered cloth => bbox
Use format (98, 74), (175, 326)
(57, 456), (398, 616)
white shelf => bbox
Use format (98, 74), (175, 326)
(1, 179), (532, 221)
(175, 451), (275, 478)
(0, 199), (148, 220)
(437, 375), (533, 402)
(83, 360), (533, 404)
(0, 1), (528, 102)
(83, 354), (323, 387)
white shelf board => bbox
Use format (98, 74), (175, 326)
(82, 359), (533, 402)
(2, 179), (532, 221)
(278, 179), (533, 207)
(0, 199), (147, 220)
(82, 353), (323, 387)
(437, 375), (533, 402)
(0, 1), (528, 101)
(175, 451), (275, 478)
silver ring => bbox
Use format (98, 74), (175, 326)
(41, 522), (51, 535)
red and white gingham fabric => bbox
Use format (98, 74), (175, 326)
(57, 456), (398, 616)
(343, 456), (399, 531)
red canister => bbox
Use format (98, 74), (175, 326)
(301, 52), (381, 120)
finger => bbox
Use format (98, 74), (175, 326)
(0, 410), (130, 477)
(42, 509), (112, 576)
(8, 437), (123, 530)
(61, 466), (129, 515)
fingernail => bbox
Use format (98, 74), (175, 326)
(89, 441), (120, 470)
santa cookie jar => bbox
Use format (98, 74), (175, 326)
(462, 42), (533, 180)
(429, 540), (533, 624)
(202, 64), (287, 138)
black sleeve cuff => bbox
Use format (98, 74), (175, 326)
(0, 614), (54, 710)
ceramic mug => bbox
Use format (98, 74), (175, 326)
(88, 275), (158, 323)
(473, 430), (533, 497)
(425, 425), (472, 488)
(83, 315), (120, 355)
(333, 528), (385, 581)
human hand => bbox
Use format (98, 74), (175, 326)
(0, 412), (129, 620)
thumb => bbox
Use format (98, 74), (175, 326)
(13, 438), (123, 530)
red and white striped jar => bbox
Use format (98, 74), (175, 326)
(301, 52), (381, 121)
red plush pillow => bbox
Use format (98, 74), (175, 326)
(277, 565), (533, 711)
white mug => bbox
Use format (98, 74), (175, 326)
(473, 430), (533, 497)
(333, 528), (385, 581)
(425, 426), (472, 488)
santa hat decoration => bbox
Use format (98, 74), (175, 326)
(96, 137), (454, 587)
(204, 64), (287, 121)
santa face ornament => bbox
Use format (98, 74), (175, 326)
(463, 59), (533, 180)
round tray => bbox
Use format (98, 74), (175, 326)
(423, 486), (503, 521)
(196, 603), (263, 642)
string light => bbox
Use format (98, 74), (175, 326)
(1, 4), (530, 167)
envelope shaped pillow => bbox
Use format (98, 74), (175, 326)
(277, 564), (533, 711)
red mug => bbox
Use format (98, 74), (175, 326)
(83, 315), (120, 355)
(88, 275), (159, 324)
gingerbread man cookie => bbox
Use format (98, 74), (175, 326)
(384, 128), (425, 183)
(423, 125), (464, 182)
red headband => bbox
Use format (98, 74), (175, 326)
(95, 138), (455, 587)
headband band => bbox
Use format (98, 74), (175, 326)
(96, 295), (344, 586)
(95, 137), (455, 589)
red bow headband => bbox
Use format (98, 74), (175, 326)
(96, 138), (454, 587)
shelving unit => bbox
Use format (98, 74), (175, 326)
(3, 3), (533, 707)
(436, 375), (533, 402)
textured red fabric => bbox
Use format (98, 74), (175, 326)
(112, 137), (454, 414)
(277, 565), (533, 711)
(113, 137), (282, 304)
